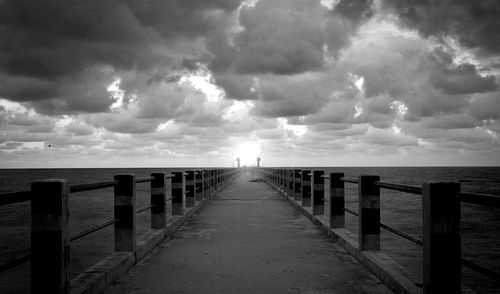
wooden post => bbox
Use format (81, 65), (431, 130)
(289, 170), (294, 199)
(329, 173), (345, 229)
(301, 170), (311, 207)
(114, 174), (136, 252)
(294, 169), (302, 201)
(358, 175), (380, 251)
(312, 170), (325, 215)
(151, 173), (166, 229)
(195, 171), (203, 201)
(423, 182), (461, 294)
(171, 172), (185, 215)
(31, 179), (70, 294)
(185, 171), (195, 207)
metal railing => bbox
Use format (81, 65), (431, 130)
(258, 167), (500, 293)
(0, 168), (240, 293)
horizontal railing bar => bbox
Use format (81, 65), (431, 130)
(136, 176), (154, 183)
(166, 174), (175, 179)
(344, 207), (359, 216)
(0, 252), (31, 273)
(375, 181), (422, 195)
(70, 181), (118, 193)
(70, 218), (119, 242)
(379, 223), (423, 246)
(136, 204), (154, 214)
(0, 190), (31, 206)
(341, 177), (358, 184)
(461, 258), (500, 281)
(458, 192), (500, 208)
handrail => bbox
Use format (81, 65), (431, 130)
(340, 177), (358, 184)
(0, 190), (31, 205)
(0, 252), (31, 274)
(70, 218), (119, 242)
(259, 167), (500, 290)
(136, 176), (155, 183)
(374, 181), (422, 195)
(458, 191), (500, 207)
(0, 173), (182, 206)
(70, 180), (118, 193)
(0, 167), (241, 293)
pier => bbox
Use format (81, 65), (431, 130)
(1, 167), (500, 293)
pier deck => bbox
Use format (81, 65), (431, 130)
(104, 170), (391, 294)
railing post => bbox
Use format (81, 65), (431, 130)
(329, 173), (345, 229)
(285, 170), (290, 197)
(423, 182), (461, 294)
(358, 175), (380, 251)
(289, 170), (294, 199)
(281, 169), (286, 193)
(31, 179), (70, 294)
(294, 169), (302, 201)
(114, 174), (136, 252)
(203, 170), (209, 200)
(185, 171), (195, 207)
(151, 173), (166, 229)
(195, 171), (203, 201)
(312, 170), (325, 215)
(301, 170), (311, 207)
(171, 172), (185, 215)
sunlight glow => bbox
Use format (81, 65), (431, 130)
(235, 141), (261, 166)
(278, 118), (307, 137)
(108, 77), (125, 109)
(179, 65), (223, 102)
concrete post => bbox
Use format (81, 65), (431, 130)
(203, 170), (209, 200)
(185, 171), (195, 207)
(312, 170), (325, 215)
(195, 171), (203, 201)
(301, 170), (311, 207)
(329, 173), (345, 229)
(294, 169), (302, 201)
(171, 172), (185, 215)
(31, 179), (70, 294)
(281, 169), (286, 194)
(423, 182), (461, 294)
(358, 175), (380, 251)
(151, 173), (166, 229)
(217, 170), (221, 190)
(285, 170), (289, 197)
(114, 174), (136, 252)
(210, 170), (215, 193)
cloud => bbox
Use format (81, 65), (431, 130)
(0, 0), (241, 114)
(382, 0), (500, 55)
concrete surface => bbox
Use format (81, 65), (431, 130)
(105, 169), (391, 294)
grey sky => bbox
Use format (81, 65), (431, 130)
(0, 0), (499, 167)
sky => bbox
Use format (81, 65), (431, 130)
(0, 0), (499, 168)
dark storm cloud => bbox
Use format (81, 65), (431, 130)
(382, 0), (500, 55)
(0, 0), (242, 113)
(428, 48), (497, 95)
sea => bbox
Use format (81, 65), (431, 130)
(1, 167), (499, 293)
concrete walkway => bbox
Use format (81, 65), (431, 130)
(105, 170), (391, 294)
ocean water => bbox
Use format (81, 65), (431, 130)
(0, 167), (499, 293)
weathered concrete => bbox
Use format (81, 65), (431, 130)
(105, 169), (391, 294)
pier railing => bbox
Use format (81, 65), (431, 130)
(258, 168), (500, 294)
(0, 168), (239, 294)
